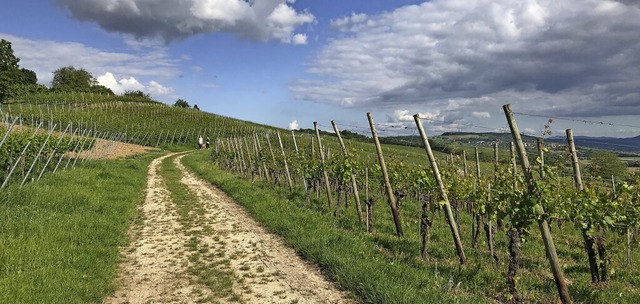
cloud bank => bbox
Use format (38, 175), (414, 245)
(0, 33), (177, 100)
(55, 0), (315, 44)
(97, 72), (175, 97)
(291, 0), (640, 120)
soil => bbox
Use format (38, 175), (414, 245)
(105, 152), (354, 303)
(69, 139), (156, 160)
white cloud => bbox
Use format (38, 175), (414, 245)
(291, 0), (640, 120)
(148, 80), (175, 96)
(288, 119), (299, 130)
(97, 72), (174, 98)
(330, 13), (368, 31)
(292, 33), (308, 45)
(388, 110), (440, 122)
(472, 112), (491, 118)
(55, 0), (315, 44)
(0, 33), (181, 86)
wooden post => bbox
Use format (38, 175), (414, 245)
(510, 142), (517, 189)
(291, 130), (309, 194)
(462, 150), (468, 177)
(365, 167), (373, 232)
(567, 128), (600, 284)
(276, 131), (293, 191)
(331, 120), (364, 222)
(314, 122), (334, 208)
(413, 114), (466, 264)
(567, 130), (583, 191)
(255, 133), (270, 182)
(503, 104), (572, 304)
(367, 113), (403, 237)
(537, 138), (545, 179)
(475, 147), (481, 178)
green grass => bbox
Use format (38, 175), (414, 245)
(0, 151), (160, 304)
(182, 150), (640, 304)
(183, 151), (490, 303)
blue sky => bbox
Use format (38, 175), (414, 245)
(2, 0), (640, 137)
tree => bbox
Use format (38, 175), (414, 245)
(51, 66), (96, 92)
(586, 150), (627, 181)
(20, 68), (37, 84)
(0, 39), (19, 71)
(0, 39), (45, 101)
(91, 85), (114, 95)
(123, 90), (151, 99)
(174, 98), (190, 108)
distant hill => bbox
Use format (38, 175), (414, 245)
(376, 131), (640, 155)
(547, 135), (640, 152)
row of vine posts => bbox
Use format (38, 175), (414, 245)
(209, 103), (640, 304)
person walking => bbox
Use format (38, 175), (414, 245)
(206, 136), (210, 149)
(198, 135), (203, 150)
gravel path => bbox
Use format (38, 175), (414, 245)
(104, 152), (353, 304)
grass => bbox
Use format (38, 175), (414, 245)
(0, 151), (160, 304)
(183, 150), (488, 303)
(182, 150), (640, 304)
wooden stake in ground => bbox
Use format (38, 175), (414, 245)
(413, 114), (466, 264)
(502, 104), (572, 304)
(276, 131), (293, 192)
(291, 131), (309, 199)
(537, 138), (545, 179)
(331, 120), (364, 222)
(366, 113), (403, 237)
(314, 122), (334, 209)
(567, 128), (601, 284)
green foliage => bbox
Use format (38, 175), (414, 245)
(174, 98), (190, 108)
(90, 85), (114, 95)
(586, 150), (627, 180)
(0, 39), (19, 71)
(0, 126), (90, 186)
(51, 66), (96, 92)
(0, 154), (156, 303)
(0, 39), (40, 101)
(20, 68), (37, 84)
(122, 90), (150, 100)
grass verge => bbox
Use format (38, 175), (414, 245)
(182, 151), (491, 303)
(0, 152), (161, 304)
(183, 150), (640, 304)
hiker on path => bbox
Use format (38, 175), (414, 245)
(198, 135), (203, 149)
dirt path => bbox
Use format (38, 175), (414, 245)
(105, 153), (353, 303)
(105, 152), (198, 303)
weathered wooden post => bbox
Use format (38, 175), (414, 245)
(503, 104), (572, 304)
(314, 122), (334, 208)
(367, 113), (403, 237)
(413, 114), (466, 264)
(331, 120), (364, 222)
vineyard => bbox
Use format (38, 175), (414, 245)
(187, 107), (640, 303)
(1, 93), (640, 303)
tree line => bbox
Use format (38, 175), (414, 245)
(0, 39), (197, 109)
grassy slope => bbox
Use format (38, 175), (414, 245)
(0, 152), (161, 304)
(182, 150), (490, 304)
(183, 150), (640, 304)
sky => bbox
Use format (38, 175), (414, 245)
(2, 0), (640, 138)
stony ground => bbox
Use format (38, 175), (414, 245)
(104, 152), (354, 304)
